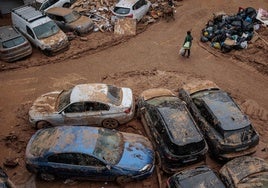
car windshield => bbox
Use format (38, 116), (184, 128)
(33, 20), (59, 39)
(179, 170), (226, 188)
(93, 128), (123, 165)
(240, 172), (268, 186)
(113, 7), (130, 15)
(107, 85), (122, 106)
(147, 96), (179, 106)
(2, 36), (25, 48)
(57, 89), (72, 111)
(64, 11), (81, 23)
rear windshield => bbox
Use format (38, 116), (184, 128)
(113, 7), (130, 15)
(107, 85), (122, 105)
(64, 11), (81, 23)
(33, 20), (59, 39)
(2, 36), (25, 48)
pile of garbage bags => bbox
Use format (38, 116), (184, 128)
(200, 7), (260, 53)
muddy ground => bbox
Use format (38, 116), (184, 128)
(0, 0), (268, 188)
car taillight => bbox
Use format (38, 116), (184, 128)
(127, 14), (133, 18)
(124, 108), (131, 114)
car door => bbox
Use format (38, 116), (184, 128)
(84, 102), (109, 125)
(46, 153), (112, 180)
(51, 15), (66, 31)
(62, 102), (88, 125)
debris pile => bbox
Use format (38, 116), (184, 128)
(71, 0), (182, 33)
(200, 7), (267, 53)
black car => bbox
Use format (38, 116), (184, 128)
(179, 80), (259, 160)
(167, 166), (226, 188)
(220, 156), (268, 188)
(137, 88), (208, 174)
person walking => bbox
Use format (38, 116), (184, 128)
(182, 30), (193, 58)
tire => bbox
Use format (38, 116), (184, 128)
(116, 176), (131, 185)
(102, 118), (119, 129)
(40, 173), (55, 181)
(63, 3), (71, 8)
(36, 121), (52, 129)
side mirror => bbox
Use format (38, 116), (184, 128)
(61, 111), (65, 116)
(106, 165), (111, 170)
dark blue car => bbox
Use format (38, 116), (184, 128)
(25, 126), (155, 184)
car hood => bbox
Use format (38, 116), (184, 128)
(220, 156), (268, 186)
(116, 133), (154, 171)
(39, 30), (67, 46)
(29, 91), (61, 116)
(69, 16), (93, 28)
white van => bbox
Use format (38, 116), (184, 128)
(11, 5), (69, 56)
(33, 0), (76, 12)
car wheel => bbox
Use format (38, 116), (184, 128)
(36, 121), (52, 129)
(63, 3), (71, 7)
(40, 173), (55, 181)
(116, 176), (131, 185)
(102, 118), (119, 129)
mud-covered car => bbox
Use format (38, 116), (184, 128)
(46, 7), (94, 35)
(167, 166), (226, 188)
(0, 25), (32, 62)
(111, 0), (151, 22)
(25, 126), (155, 184)
(29, 83), (135, 129)
(179, 80), (259, 160)
(220, 156), (268, 188)
(137, 88), (208, 174)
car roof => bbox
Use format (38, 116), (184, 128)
(115, 0), (140, 8)
(28, 126), (101, 157)
(46, 7), (73, 16)
(201, 90), (250, 131)
(0, 26), (21, 42)
(182, 80), (219, 95)
(157, 103), (204, 145)
(140, 88), (175, 101)
(70, 83), (115, 104)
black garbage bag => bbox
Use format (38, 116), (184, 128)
(242, 20), (254, 32)
(200, 36), (209, 43)
(221, 43), (233, 53)
(245, 7), (257, 20)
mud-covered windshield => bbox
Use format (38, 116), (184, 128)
(93, 128), (123, 165)
(33, 21), (59, 39)
(107, 85), (122, 105)
(64, 11), (81, 23)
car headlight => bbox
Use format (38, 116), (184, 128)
(139, 164), (152, 172)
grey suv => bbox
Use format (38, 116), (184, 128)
(0, 25), (32, 62)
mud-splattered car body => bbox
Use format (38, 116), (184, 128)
(25, 126), (155, 183)
(167, 166), (226, 188)
(219, 156), (268, 188)
(29, 83), (135, 129)
(179, 80), (259, 160)
(137, 88), (208, 174)
(46, 7), (94, 35)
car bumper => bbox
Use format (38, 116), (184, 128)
(131, 164), (155, 181)
(218, 145), (258, 161)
